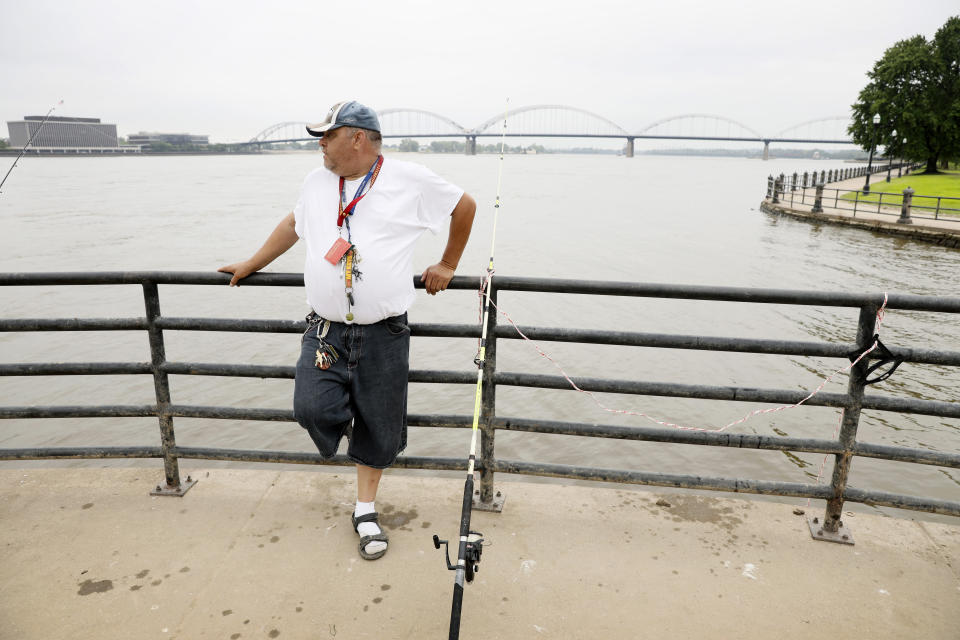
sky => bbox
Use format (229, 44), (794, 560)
(1, 0), (957, 143)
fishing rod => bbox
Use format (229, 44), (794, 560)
(0, 100), (63, 195)
(432, 100), (509, 640)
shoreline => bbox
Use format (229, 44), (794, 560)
(759, 200), (960, 248)
(760, 172), (960, 249)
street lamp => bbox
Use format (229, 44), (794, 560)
(898, 137), (906, 178)
(886, 128), (897, 182)
(864, 113), (881, 194)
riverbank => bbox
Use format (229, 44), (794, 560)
(2, 467), (958, 639)
(760, 172), (960, 248)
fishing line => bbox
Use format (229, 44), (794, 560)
(488, 289), (894, 517)
(432, 99), (509, 640)
(487, 293), (890, 434)
(0, 100), (64, 195)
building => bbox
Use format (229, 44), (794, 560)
(5, 115), (139, 153)
(127, 132), (209, 147)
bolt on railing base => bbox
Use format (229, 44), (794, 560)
(472, 487), (505, 512)
(150, 475), (197, 497)
(807, 515), (854, 545)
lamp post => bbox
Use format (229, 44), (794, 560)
(898, 137), (906, 178)
(886, 128), (897, 182)
(863, 113), (880, 194)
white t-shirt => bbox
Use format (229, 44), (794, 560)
(293, 158), (464, 324)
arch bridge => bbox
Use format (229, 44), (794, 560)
(245, 107), (856, 158)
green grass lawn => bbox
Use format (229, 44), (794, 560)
(839, 168), (960, 216)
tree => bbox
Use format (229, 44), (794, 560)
(398, 138), (419, 152)
(429, 140), (464, 153)
(0, 138), (8, 150)
(849, 16), (960, 173)
(142, 140), (169, 152)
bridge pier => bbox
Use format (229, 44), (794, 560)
(762, 140), (770, 161)
(625, 137), (634, 158)
(465, 135), (477, 156)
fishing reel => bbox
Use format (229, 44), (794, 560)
(433, 531), (484, 583)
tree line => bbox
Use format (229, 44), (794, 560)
(397, 139), (549, 154)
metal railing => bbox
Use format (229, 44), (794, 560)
(764, 163), (960, 226)
(2, 272), (959, 541)
(766, 162), (923, 199)
(775, 185), (960, 224)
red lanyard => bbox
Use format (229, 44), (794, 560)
(337, 155), (384, 228)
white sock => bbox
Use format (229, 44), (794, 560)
(355, 501), (387, 555)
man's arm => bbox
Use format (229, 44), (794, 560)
(421, 193), (477, 295)
(218, 212), (299, 286)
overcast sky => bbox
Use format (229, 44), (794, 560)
(1, 0), (956, 143)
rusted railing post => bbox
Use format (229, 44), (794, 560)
(811, 303), (878, 544)
(143, 281), (195, 496)
(476, 282), (503, 511)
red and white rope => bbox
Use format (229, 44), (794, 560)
(487, 292), (889, 435)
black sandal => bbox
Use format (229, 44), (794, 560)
(351, 512), (389, 561)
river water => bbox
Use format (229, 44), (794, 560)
(0, 152), (957, 517)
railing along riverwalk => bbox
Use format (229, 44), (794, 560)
(766, 163), (960, 225)
(1, 272), (959, 544)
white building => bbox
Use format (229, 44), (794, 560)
(5, 116), (139, 153)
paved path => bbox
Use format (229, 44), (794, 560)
(2, 467), (958, 639)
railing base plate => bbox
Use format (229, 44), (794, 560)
(808, 516), (854, 545)
(150, 477), (197, 497)
(473, 489), (505, 512)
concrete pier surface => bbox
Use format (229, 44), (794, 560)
(1, 467), (958, 639)
(760, 173), (960, 248)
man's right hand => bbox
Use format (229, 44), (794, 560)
(217, 261), (257, 286)
(218, 213), (299, 287)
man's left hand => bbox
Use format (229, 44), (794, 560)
(421, 262), (456, 295)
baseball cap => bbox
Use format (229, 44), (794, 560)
(306, 101), (381, 136)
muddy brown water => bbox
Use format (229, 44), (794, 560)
(0, 153), (957, 520)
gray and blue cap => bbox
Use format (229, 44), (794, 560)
(306, 101), (381, 136)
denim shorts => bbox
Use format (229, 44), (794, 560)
(293, 312), (410, 469)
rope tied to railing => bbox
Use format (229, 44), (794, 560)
(809, 293), (891, 499)
(474, 266), (495, 368)
(486, 293), (892, 434)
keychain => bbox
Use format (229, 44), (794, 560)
(313, 319), (340, 370)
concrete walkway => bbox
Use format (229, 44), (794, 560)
(761, 171), (960, 248)
(1, 467), (958, 639)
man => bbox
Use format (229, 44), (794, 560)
(219, 100), (476, 560)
